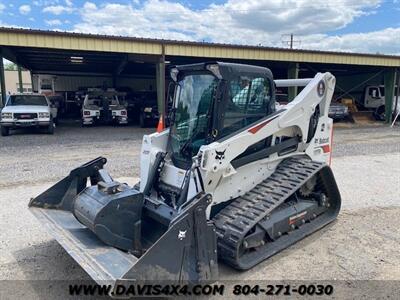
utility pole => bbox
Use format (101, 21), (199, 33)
(18, 65), (23, 93)
(391, 68), (400, 127)
(282, 34), (301, 49)
(0, 55), (6, 107)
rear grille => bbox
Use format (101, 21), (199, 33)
(14, 113), (38, 120)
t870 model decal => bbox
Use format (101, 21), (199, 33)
(315, 137), (329, 144)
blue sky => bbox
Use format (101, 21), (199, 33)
(330, 1), (400, 34)
(0, 0), (399, 54)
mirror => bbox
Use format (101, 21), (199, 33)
(166, 81), (176, 106)
(372, 89), (377, 98)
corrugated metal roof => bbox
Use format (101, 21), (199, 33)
(0, 27), (399, 67)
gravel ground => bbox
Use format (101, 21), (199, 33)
(0, 121), (152, 188)
(0, 121), (398, 188)
(0, 122), (399, 298)
(333, 124), (400, 157)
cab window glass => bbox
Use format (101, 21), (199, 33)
(220, 77), (272, 138)
(369, 87), (379, 97)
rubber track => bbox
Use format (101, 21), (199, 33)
(213, 156), (324, 269)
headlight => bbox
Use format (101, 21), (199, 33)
(1, 112), (12, 119)
(39, 112), (50, 118)
(144, 107), (152, 113)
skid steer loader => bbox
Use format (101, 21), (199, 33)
(29, 62), (341, 288)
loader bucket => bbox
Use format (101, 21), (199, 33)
(29, 158), (218, 290)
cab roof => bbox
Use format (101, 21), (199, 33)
(172, 61), (273, 81)
(10, 93), (45, 96)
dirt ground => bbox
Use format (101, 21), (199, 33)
(0, 123), (399, 298)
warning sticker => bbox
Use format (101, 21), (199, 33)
(289, 211), (307, 225)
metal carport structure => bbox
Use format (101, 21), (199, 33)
(0, 27), (399, 123)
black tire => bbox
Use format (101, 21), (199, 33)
(374, 106), (385, 121)
(54, 117), (59, 125)
(139, 113), (147, 128)
(47, 120), (54, 134)
(1, 126), (10, 136)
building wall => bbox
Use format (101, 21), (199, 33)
(32, 74), (113, 92)
(31, 74), (155, 92)
(335, 72), (384, 104)
(4, 70), (32, 94)
(116, 77), (156, 91)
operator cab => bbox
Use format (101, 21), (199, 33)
(168, 62), (276, 169)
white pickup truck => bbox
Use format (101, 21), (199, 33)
(0, 93), (57, 136)
(81, 89), (127, 126)
(362, 85), (399, 120)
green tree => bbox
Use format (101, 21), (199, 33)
(4, 62), (17, 71)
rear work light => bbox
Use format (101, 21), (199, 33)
(83, 111), (91, 116)
(328, 124), (334, 166)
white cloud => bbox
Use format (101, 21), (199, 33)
(43, 4), (74, 15)
(19, 4), (31, 15)
(300, 28), (400, 55)
(29, 17), (35, 21)
(45, 19), (63, 26)
(0, 21), (27, 29)
(65, 0), (73, 7)
(33, 1), (60, 6)
(71, 0), (398, 55)
(0, 4), (6, 13)
(83, 2), (96, 10)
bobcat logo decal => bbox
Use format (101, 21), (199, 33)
(215, 149), (226, 160)
(178, 230), (186, 240)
